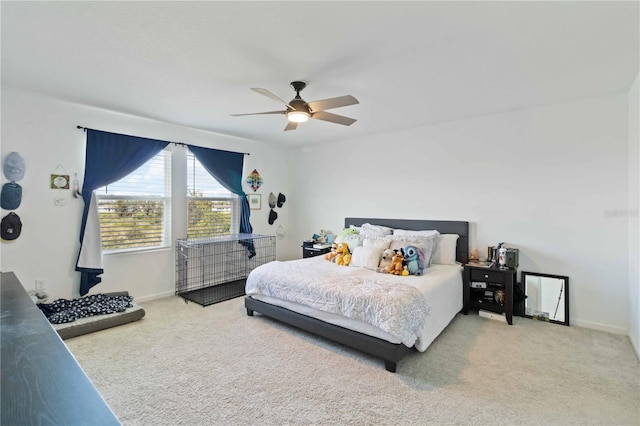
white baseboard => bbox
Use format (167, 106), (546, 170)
(548, 320), (637, 360)
(135, 290), (175, 304)
(571, 319), (628, 335)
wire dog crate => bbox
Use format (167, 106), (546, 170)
(175, 233), (275, 306)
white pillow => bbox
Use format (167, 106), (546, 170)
(393, 229), (440, 238)
(360, 223), (393, 237)
(363, 237), (392, 250)
(349, 246), (383, 270)
(432, 234), (459, 265)
(389, 235), (438, 268)
(342, 234), (362, 251)
(390, 239), (409, 253)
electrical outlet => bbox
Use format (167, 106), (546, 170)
(35, 279), (46, 291)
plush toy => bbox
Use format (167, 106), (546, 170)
(324, 242), (338, 262)
(335, 242), (352, 266)
(314, 229), (329, 244)
(403, 245), (426, 276)
(335, 227), (359, 244)
(388, 250), (405, 275)
(342, 227), (359, 236)
(376, 248), (394, 273)
(469, 248), (479, 262)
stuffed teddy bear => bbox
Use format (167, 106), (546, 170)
(388, 249), (405, 275)
(324, 242), (338, 262)
(403, 245), (426, 276)
(376, 248), (394, 273)
(314, 229), (329, 244)
(335, 242), (352, 266)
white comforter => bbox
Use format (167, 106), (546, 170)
(246, 257), (460, 348)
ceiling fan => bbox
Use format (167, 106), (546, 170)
(231, 81), (359, 131)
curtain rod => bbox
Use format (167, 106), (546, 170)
(76, 125), (250, 156)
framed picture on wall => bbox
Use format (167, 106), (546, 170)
(247, 194), (261, 210)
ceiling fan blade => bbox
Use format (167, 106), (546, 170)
(311, 111), (357, 126)
(230, 110), (286, 116)
(284, 121), (298, 131)
(307, 95), (359, 112)
(251, 88), (293, 108)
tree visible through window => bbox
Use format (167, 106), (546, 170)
(95, 147), (238, 252)
(187, 151), (238, 238)
(96, 148), (171, 252)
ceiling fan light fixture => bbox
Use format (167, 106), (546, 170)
(236, 82), (358, 131)
(287, 110), (309, 123)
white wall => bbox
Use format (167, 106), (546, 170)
(628, 72), (639, 356)
(1, 86), (633, 335)
(1, 87), (293, 302)
(289, 93), (630, 334)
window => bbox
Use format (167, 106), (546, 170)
(96, 148), (171, 252)
(187, 151), (238, 238)
(94, 146), (239, 252)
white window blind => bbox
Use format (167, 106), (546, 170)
(187, 151), (238, 238)
(96, 148), (172, 252)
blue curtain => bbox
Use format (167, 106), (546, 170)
(76, 129), (169, 296)
(189, 146), (255, 257)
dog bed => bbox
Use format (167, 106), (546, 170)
(53, 303), (145, 339)
(43, 291), (145, 340)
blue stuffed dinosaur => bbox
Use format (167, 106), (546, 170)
(403, 245), (425, 276)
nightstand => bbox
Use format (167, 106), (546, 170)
(463, 264), (517, 325)
(302, 244), (331, 259)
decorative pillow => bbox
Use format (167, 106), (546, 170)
(390, 235), (438, 268)
(363, 237), (392, 250)
(432, 234), (459, 265)
(393, 229), (440, 238)
(360, 223), (393, 237)
(349, 246), (383, 270)
(342, 234), (363, 250)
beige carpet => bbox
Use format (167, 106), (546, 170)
(65, 296), (640, 425)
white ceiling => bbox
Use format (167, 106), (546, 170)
(2, 1), (638, 147)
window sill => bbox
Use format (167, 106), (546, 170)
(103, 245), (171, 256)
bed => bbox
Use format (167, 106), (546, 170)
(244, 218), (469, 372)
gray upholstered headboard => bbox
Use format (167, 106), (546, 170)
(344, 218), (469, 264)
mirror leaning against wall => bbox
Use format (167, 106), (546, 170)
(522, 271), (569, 326)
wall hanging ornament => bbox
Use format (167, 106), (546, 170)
(72, 172), (82, 198)
(245, 169), (263, 192)
(50, 164), (70, 189)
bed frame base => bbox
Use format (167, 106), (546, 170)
(245, 297), (413, 372)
